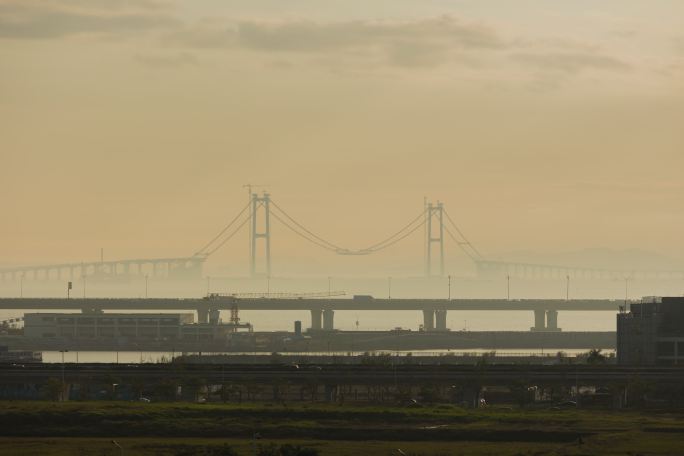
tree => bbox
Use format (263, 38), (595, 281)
(279, 444), (319, 456)
(43, 378), (62, 401)
(182, 377), (207, 402)
(419, 385), (440, 403)
(219, 383), (241, 403)
(586, 349), (607, 365)
(257, 444), (319, 456)
(153, 378), (179, 401)
(174, 444), (237, 455)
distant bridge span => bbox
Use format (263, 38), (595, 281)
(3, 194), (683, 282)
(0, 257), (204, 282)
(475, 259), (684, 281)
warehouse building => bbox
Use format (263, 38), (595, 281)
(24, 312), (195, 341)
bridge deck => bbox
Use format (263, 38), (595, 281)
(0, 297), (632, 311)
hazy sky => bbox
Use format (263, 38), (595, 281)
(2, 0), (683, 274)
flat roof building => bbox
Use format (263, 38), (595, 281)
(617, 297), (684, 365)
(24, 312), (194, 341)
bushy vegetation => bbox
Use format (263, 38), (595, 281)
(1, 401), (684, 454)
(257, 443), (319, 456)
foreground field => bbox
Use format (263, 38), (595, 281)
(1, 401), (684, 455)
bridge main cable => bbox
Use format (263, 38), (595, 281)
(269, 200), (344, 251)
(193, 200), (251, 257)
(354, 208), (427, 254)
(270, 199), (429, 256)
(443, 208), (484, 260)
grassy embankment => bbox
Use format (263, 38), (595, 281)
(1, 401), (683, 455)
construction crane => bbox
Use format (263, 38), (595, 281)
(206, 291), (346, 299)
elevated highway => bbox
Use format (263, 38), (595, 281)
(0, 297), (631, 332)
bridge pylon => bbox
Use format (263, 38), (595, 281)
(250, 192), (271, 277)
(425, 201), (445, 277)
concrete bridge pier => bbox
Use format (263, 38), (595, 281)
(323, 309), (335, 331)
(422, 310), (435, 331)
(546, 310), (560, 332)
(209, 309), (221, 325)
(532, 310), (545, 331)
(531, 309), (562, 332)
(197, 308), (209, 324)
(310, 309), (322, 330)
(435, 310), (448, 331)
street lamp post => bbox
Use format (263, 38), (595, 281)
(507, 275), (510, 300)
(448, 275), (451, 301)
(566, 275), (570, 301)
(624, 277), (629, 305)
(59, 349), (68, 401)
(388, 277), (392, 300)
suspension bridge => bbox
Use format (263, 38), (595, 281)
(1, 193), (682, 282)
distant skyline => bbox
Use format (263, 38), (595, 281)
(2, 1), (683, 275)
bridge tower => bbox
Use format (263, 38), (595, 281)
(250, 192), (271, 277)
(425, 201), (445, 277)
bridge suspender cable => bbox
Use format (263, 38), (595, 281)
(191, 196), (482, 260)
(202, 215), (252, 257)
(354, 209), (427, 254)
(269, 200), (344, 251)
(443, 208), (484, 260)
(271, 199), (429, 255)
(269, 210), (341, 253)
(193, 200), (251, 257)
(443, 226), (478, 261)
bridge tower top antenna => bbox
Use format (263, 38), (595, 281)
(242, 184), (269, 199)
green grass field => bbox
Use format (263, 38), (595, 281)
(1, 401), (683, 455)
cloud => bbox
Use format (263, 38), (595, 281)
(386, 40), (450, 68)
(0, 4), (640, 86)
(234, 16), (504, 52)
(674, 37), (684, 55)
(163, 19), (236, 49)
(134, 51), (197, 68)
(511, 52), (631, 74)
(164, 15), (505, 70)
(0, 0), (177, 39)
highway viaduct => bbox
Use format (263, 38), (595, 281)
(0, 297), (633, 332)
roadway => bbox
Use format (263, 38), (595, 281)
(0, 297), (633, 311)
